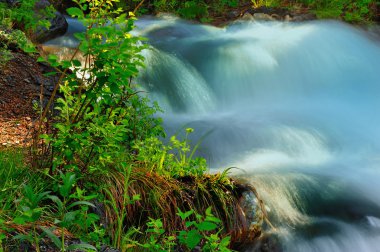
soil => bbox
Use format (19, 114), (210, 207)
(0, 49), (57, 148)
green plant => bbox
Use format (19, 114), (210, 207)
(0, 2), (40, 68)
(34, 0), (163, 177)
(176, 207), (232, 251)
(13, 185), (51, 252)
(133, 128), (207, 177)
(130, 207), (233, 251)
(102, 162), (140, 249)
(44, 172), (97, 251)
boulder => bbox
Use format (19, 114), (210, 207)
(1, 0), (68, 43)
(30, 0), (68, 43)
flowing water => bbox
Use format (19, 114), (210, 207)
(46, 16), (380, 251)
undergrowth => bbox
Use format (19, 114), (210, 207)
(251, 0), (379, 23)
(0, 0), (263, 251)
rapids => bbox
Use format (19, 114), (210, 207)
(46, 15), (380, 251)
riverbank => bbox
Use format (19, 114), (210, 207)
(0, 2), (266, 251)
(1, 1), (380, 251)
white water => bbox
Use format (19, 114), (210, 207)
(49, 16), (380, 251)
(135, 17), (380, 252)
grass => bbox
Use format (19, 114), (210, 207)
(0, 148), (264, 250)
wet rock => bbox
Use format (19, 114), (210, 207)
(31, 0), (68, 43)
(291, 13), (317, 22)
(241, 12), (254, 21)
(249, 6), (290, 18)
(284, 14), (292, 22)
(253, 13), (275, 21)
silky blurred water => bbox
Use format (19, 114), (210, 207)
(48, 16), (380, 251)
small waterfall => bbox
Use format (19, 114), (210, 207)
(138, 47), (216, 113)
(135, 17), (380, 252)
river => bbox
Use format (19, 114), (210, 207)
(45, 15), (380, 252)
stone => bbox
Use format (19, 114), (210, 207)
(270, 14), (282, 21)
(284, 14), (292, 22)
(1, 0), (68, 43)
(291, 13), (317, 22)
(241, 12), (254, 21)
(227, 10), (240, 19)
(31, 1), (68, 43)
(253, 13), (275, 21)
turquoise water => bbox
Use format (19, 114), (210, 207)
(49, 16), (380, 251)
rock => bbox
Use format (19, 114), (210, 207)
(253, 13), (275, 21)
(270, 14), (282, 20)
(31, 0), (68, 43)
(249, 6), (290, 17)
(241, 12), (254, 21)
(284, 14), (292, 22)
(227, 10), (240, 19)
(291, 13), (317, 22)
(1, 0), (68, 43)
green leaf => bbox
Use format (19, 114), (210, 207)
(23, 46), (37, 53)
(47, 195), (64, 211)
(13, 216), (27, 225)
(196, 221), (218, 232)
(177, 208), (194, 220)
(220, 236), (231, 247)
(37, 56), (46, 62)
(205, 215), (222, 223)
(40, 226), (62, 249)
(73, 32), (86, 41)
(67, 200), (95, 210)
(66, 7), (84, 19)
(72, 59), (82, 67)
(184, 230), (202, 249)
(66, 243), (97, 251)
(43, 71), (58, 77)
(185, 221), (196, 228)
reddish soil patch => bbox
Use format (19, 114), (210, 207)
(0, 50), (56, 147)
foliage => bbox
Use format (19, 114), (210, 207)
(133, 128), (207, 177)
(129, 207), (233, 251)
(113, 0), (241, 22)
(251, 0), (378, 23)
(42, 172), (98, 251)
(35, 0), (163, 176)
(0, 0), (265, 250)
(0, 3), (37, 68)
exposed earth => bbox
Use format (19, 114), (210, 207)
(0, 49), (57, 147)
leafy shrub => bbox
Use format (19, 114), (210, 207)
(35, 0), (163, 176)
(128, 207), (233, 251)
